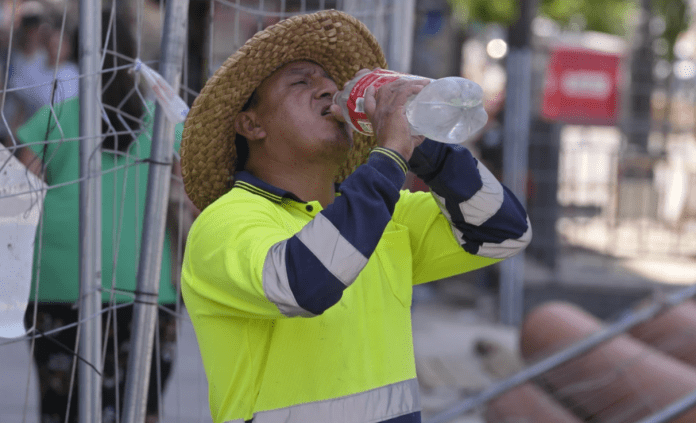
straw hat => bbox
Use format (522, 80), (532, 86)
(181, 10), (387, 211)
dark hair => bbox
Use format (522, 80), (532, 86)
(15, 14), (44, 50)
(233, 90), (258, 172)
(72, 11), (142, 152)
(20, 15), (42, 28)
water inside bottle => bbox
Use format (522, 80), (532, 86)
(405, 77), (488, 144)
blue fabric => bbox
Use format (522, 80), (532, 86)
(460, 185), (529, 249)
(327, 151), (406, 257)
(285, 236), (347, 315)
(235, 171), (303, 203)
(245, 412), (420, 423)
(409, 139), (529, 250)
(237, 149), (408, 315)
(235, 139), (527, 313)
(383, 411), (422, 422)
(410, 140), (483, 201)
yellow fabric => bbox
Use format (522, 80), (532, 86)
(181, 187), (499, 423)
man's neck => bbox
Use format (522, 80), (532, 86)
(248, 157), (338, 208)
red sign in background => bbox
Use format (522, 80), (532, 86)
(541, 47), (622, 125)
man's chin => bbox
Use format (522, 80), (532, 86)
(343, 124), (355, 148)
(331, 123), (353, 149)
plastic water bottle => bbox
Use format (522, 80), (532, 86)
(333, 69), (488, 144)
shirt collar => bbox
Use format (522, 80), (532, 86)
(233, 170), (342, 204)
(233, 170), (303, 203)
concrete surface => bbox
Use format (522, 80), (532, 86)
(0, 316), (213, 423)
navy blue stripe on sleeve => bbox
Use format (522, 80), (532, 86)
(274, 149), (408, 315)
(284, 236), (347, 315)
(408, 140), (474, 188)
(381, 411), (421, 422)
(452, 185), (529, 246)
(322, 148), (407, 257)
(409, 140), (486, 200)
(409, 139), (530, 257)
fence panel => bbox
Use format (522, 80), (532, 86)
(0, 1), (412, 422)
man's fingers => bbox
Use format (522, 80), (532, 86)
(343, 68), (372, 89)
(329, 104), (345, 123)
(363, 85), (377, 117)
(373, 80), (427, 108)
(363, 78), (429, 122)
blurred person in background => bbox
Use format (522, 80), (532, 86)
(0, 0), (47, 147)
(24, 7), (79, 110)
(18, 10), (182, 423)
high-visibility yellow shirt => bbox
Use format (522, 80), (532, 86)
(182, 141), (531, 423)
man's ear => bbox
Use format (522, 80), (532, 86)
(234, 110), (266, 141)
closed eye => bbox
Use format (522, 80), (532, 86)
(292, 80), (307, 85)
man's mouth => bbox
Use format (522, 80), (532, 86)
(321, 104), (332, 117)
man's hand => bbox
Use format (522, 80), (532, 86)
(363, 75), (428, 161)
(328, 68), (429, 161)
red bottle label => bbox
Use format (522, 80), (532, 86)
(346, 69), (410, 135)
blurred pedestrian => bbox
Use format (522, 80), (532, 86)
(18, 10), (181, 423)
(0, 0), (47, 146)
(31, 9), (79, 107)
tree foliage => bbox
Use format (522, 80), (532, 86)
(449, 0), (518, 27)
(539, 0), (638, 36)
(448, 0), (688, 43)
(653, 0), (689, 61)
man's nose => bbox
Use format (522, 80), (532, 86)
(314, 77), (338, 99)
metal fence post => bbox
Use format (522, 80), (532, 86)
(121, 0), (189, 420)
(499, 45), (532, 327)
(499, 0), (537, 327)
(78, 0), (103, 420)
(388, 0), (416, 74)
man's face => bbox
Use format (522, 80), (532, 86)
(251, 61), (353, 167)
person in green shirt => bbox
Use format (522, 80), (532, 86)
(18, 11), (184, 423)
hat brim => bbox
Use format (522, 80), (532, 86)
(181, 10), (387, 211)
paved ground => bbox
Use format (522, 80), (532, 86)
(0, 316), (213, 423)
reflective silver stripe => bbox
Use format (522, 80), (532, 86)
(295, 213), (368, 287)
(478, 216), (533, 259)
(253, 378), (421, 423)
(433, 192), (531, 259)
(431, 192), (448, 218)
(458, 161), (504, 226)
(432, 192), (466, 245)
(262, 240), (315, 318)
(223, 420), (245, 423)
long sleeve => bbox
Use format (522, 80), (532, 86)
(408, 138), (531, 259)
(182, 147), (409, 319)
(264, 148), (407, 316)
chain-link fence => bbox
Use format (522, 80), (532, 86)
(556, 124), (696, 260)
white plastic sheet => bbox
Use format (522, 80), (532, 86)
(133, 59), (190, 123)
(0, 145), (46, 338)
